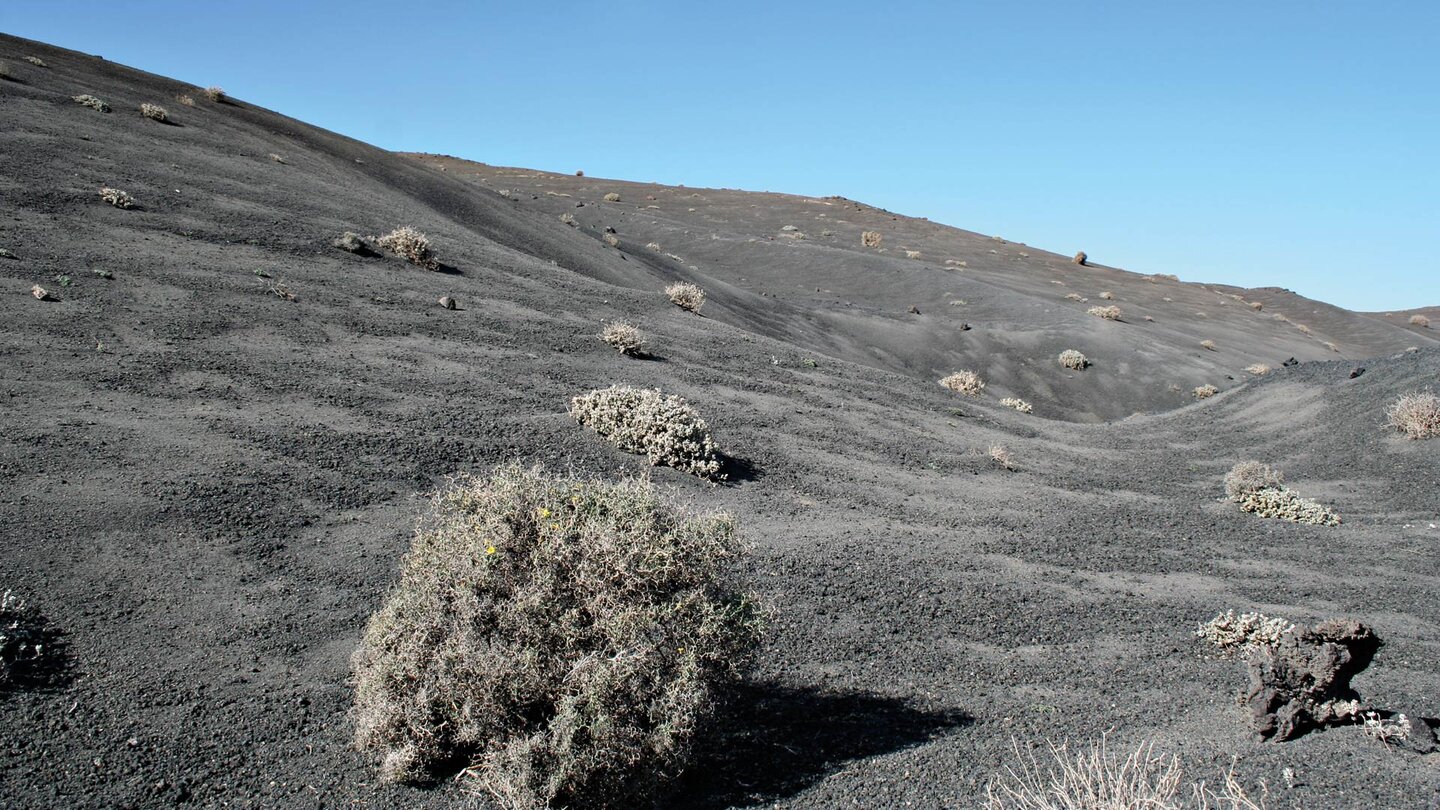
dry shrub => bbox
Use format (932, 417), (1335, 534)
(1155, 273), (1179, 281)
(1058, 349), (1088, 370)
(1072, 251), (1086, 265)
(351, 465), (760, 807)
(1361, 711), (1414, 746)
(1193, 384), (1219, 399)
(1323, 341), (1340, 353)
(1201, 339), (1217, 351)
(1099, 291), (1115, 300)
(570, 386), (720, 477)
(376, 226), (437, 268)
(988, 444), (1013, 470)
(904, 249), (922, 259)
(1223, 460), (1339, 525)
(940, 371), (985, 397)
(99, 187), (134, 209)
(602, 233), (619, 247)
(203, 85), (225, 102)
(176, 94), (195, 106)
(1386, 392), (1440, 439)
(1249, 301), (1263, 311)
(1244, 364), (1270, 375)
(139, 103), (168, 121)
(1224, 461), (1283, 500)
(603, 192), (621, 202)
(23, 56), (47, 67)
(1197, 610), (1295, 654)
(559, 213), (577, 227)
(985, 737), (1267, 810)
(861, 230), (882, 248)
(1087, 305), (1121, 321)
(71, 94), (110, 112)
(599, 322), (646, 355)
(268, 153), (286, 164)
(1065, 293), (1087, 302)
(646, 242), (662, 251)
(1000, 397), (1033, 414)
(0, 62), (12, 81)
(1410, 314), (1430, 327)
(1143, 315), (1155, 322)
(665, 282), (705, 313)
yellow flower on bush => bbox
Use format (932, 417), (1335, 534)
(485, 545), (497, 555)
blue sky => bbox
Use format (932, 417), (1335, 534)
(6, 1), (1437, 310)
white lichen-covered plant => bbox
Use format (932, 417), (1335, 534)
(351, 465), (761, 807)
(570, 386), (721, 477)
(665, 282), (705, 313)
(599, 322), (646, 356)
(1087, 305), (1122, 320)
(940, 371), (985, 397)
(1058, 349), (1087, 370)
(1193, 384), (1219, 400)
(99, 187), (134, 209)
(375, 226), (437, 268)
(139, 102), (168, 121)
(1000, 397), (1033, 414)
(72, 94), (110, 112)
(1223, 460), (1339, 526)
(1196, 609), (1295, 654)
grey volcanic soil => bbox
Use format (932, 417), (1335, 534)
(2, 34), (1438, 808)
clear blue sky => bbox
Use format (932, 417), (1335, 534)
(6, 1), (1437, 310)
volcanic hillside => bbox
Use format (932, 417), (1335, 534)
(1, 34), (1438, 809)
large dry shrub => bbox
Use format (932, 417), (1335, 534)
(376, 226), (437, 268)
(1087, 305), (1121, 320)
(1223, 460), (1283, 500)
(1409, 314), (1429, 327)
(139, 103), (168, 121)
(665, 282), (705, 314)
(352, 466), (760, 807)
(1386, 392), (1440, 439)
(940, 371), (985, 397)
(861, 230), (882, 248)
(570, 386), (721, 477)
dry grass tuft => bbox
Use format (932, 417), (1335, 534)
(1099, 291), (1115, 300)
(376, 227), (437, 268)
(332, 232), (371, 254)
(603, 192), (621, 202)
(1058, 349), (1088, 370)
(570, 386), (721, 477)
(1197, 610), (1295, 654)
(940, 371), (985, 397)
(861, 230), (882, 248)
(984, 736), (1266, 810)
(988, 444), (1013, 470)
(1249, 301), (1263, 311)
(1409, 314), (1430, 327)
(1386, 392), (1440, 439)
(1200, 339), (1217, 351)
(1000, 397), (1033, 414)
(99, 187), (134, 209)
(1087, 305), (1122, 321)
(176, 94), (195, 106)
(1193, 384), (1219, 399)
(1071, 251), (1087, 265)
(203, 86), (225, 102)
(139, 103), (168, 121)
(665, 282), (705, 313)
(904, 249), (922, 260)
(351, 465), (759, 806)
(1065, 293), (1087, 302)
(1244, 364), (1270, 376)
(599, 322), (646, 355)
(72, 94), (110, 112)
(1224, 461), (1283, 500)
(23, 56), (48, 67)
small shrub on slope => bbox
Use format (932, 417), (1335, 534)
(72, 94), (110, 112)
(1245, 364), (1270, 376)
(376, 226), (437, 268)
(940, 371), (985, 397)
(351, 465), (760, 807)
(1193, 384), (1218, 399)
(1223, 460), (1339, 526)
(203, 85), (225, 102)
(1409, 314), (1429, 327)
(1087, 305), (1121, 320)
(665, 282), (705, 313)
(861, 230), (882, 248)
(139, 103), (168, 121)
(599, 321), (646, 355)
(1000, 397), (1033, 413)
(99, 187), (134, 208)
(1058, 349), (1087, 370)
(570, 386), (721, 477)
(1386, 392), (1440, 439)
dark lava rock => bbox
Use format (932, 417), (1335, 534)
(1349, 367), (1366, 379)
(1245, 619), (1380, 741)
(908, 305), (920, 314)
(1282, 357), (1299, 367)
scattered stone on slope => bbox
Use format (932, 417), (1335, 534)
(1244, 619), (1380, 741)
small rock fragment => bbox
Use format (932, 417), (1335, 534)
(438, 296), (457, 310)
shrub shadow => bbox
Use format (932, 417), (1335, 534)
(716, 453), (763, 485)
(432, 262), (463, 276)
(672, 682), (969, 808)
(1, 614), (74, 695)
